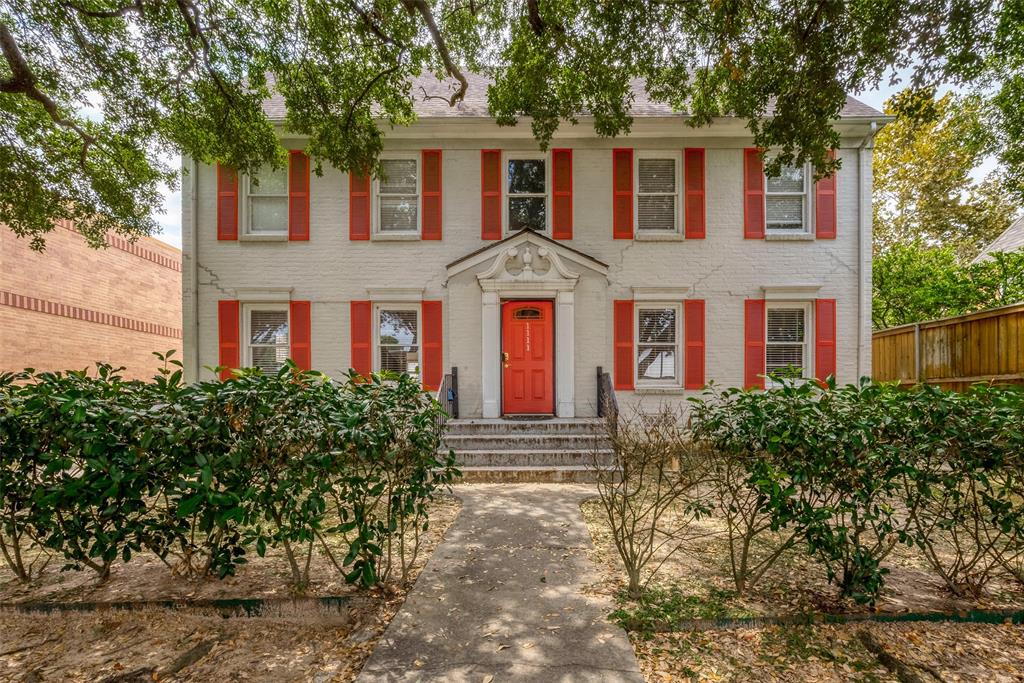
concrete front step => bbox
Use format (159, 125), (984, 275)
(446, 418), (607, 436)
(455, 465), (613, 484)
(454, 449), (615, 467)
(444, 433), (611, 451)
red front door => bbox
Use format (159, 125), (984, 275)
(502, 300), (554, 414)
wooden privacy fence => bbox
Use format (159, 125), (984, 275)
(873, 302), (1024, 391)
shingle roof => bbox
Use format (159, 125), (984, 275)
(262, 72), (883, 121)
(974, 214), (1024, 262)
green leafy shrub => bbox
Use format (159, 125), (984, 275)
(691, 379), (1024, 604)
(0, 354), (457, 589)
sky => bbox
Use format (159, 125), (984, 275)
(144, 70), (931, 250)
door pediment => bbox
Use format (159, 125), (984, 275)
(446, 230), (608, 291)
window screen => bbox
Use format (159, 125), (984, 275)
(637, 158), (676, 231)
(378, 309), (419, 377)
(765, 165), (806, 232)
(248, 165), (288, 233)
(766, 307), (806, 378)
(379, 158), (418, 232)
(637, 307), (677, 382)
(249, 309), (289, 374)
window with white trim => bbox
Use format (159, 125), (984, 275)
(765, 163), (809, 233)
(636, 304), (681, 386)
(376, 305), (420, 378)
(635, 152), (680, 233)
(376, 156), (419, 233)
(765, 303), (810, 381)
(245, 304), (289, 374)
(245, 164), (288, 234)
(506, 153), (547, 232)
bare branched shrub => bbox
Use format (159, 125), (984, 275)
(592, 406), (713, 599)
(707, 448), (799, 595)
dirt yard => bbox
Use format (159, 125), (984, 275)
(580, 497), (1024, 682)
(0, 496), (461, 682)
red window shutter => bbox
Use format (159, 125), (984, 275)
(684, 299), (705, 389)
(552, 148), (573, 240)
(349, 172), (370, 240)
(815, 150), (837, 239)
(288, 151), (310, 241)
(744, 299), (766, 389)
(422, 150), (442, 240)
(612, 148), (633, 239)
(815, 298), (837, 382)
(421, 300), (443, 390)
(684, 148), (706, 239)
(289, 300), (311, 370)
(216, 163), (238, 240)
(217, 300), (240, 380)
(350, 300), (372, 378)
(481, 149), (502, 240)
(743, 149), (765, 239)
(613, 299), (634, 390)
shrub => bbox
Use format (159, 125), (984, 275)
(0, 355), (457, 589)
(593, 407), (713, 599)
(691, 379), (1024, 604)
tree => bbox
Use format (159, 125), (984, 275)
(0, 0), (1016, 248)
(873, 88), (1019, 260)
(873, 241), (1024, 329)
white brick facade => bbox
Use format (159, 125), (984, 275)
(182, 119), (879, 417)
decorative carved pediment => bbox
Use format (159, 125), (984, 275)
(445, 230), (608, 292)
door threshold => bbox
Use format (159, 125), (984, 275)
(501, 414), (555, 420)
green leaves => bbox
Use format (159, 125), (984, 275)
(0, 361), (457, 588)
(691, 379), (1024, 604)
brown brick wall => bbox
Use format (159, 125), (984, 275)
(0, 222), (182, 380)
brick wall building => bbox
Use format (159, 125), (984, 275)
(1, 220), (182, 380)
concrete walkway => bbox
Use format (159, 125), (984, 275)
(357, 484), (644, 682)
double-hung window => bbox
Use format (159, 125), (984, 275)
(376, 306), (420, 379)
(765, 164), (809, 234)
(765, 304), (811, 381)
(636, 304), (681, 387)
(245, 164), (288, 235)
(376, 156), (419, 234)
(245, 304), (289, 374)
(506, 153), (547, 232)
(636, 153), (681, 234)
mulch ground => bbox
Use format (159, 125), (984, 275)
(0, 496), (461, 682)
(579, 497), (1024, 682)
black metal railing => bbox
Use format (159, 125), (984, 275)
(436, 366), (459, 430)
(596, 366), (618, 429)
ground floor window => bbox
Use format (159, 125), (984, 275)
(766, 303), (810, 381)
(244, 304), (289, 373)
(636, 304), (681, 386)
(376, 305), (420, 378)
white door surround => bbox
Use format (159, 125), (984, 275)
(445, 230), (609, 419)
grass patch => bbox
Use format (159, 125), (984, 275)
(610, 583), (758, 634)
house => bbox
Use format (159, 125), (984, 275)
(973, 214), (1024, 263)
(1, 220), (182, 379)
(181, 74), (884, 420)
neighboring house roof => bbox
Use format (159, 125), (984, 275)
(974, 214), (1024, 263)
(262, 72), (883, 121)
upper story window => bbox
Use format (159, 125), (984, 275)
(245, 304), (289, 373)
(636, 304), (681, 387)
(376, 157), (420, 234)
(376, 306), (420, 378)
(766, 304), (810, 381)
(636, 153), (681, 234)
(506, 153), (547, 232)
(765, 164), (809, 234)
(245, 165), (288, 235)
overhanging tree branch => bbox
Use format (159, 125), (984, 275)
(401, 0), (467, 107)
